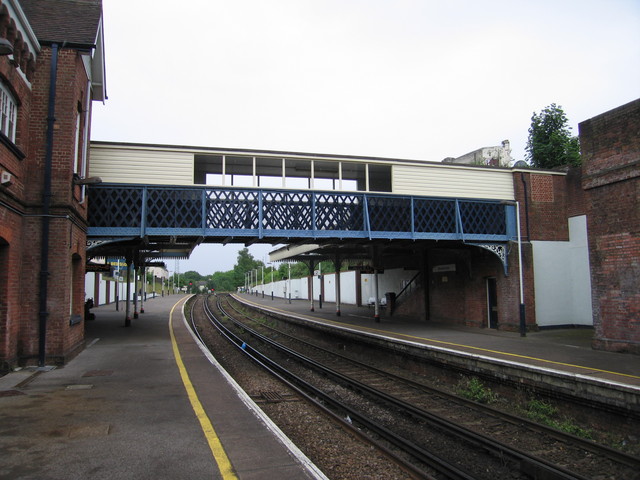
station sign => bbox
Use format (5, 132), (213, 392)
(86, 263), (111, 273)
(348, 266), (383, 274)
(433, 264), (456, 273)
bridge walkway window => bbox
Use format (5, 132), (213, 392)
(195, 154), (391, 193)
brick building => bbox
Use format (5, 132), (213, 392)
(579, 98), (640, 353)
(0, 0), (105, 371)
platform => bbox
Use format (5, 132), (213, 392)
(0, 295), (324, 480)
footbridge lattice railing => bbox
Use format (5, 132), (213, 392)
(87, 185), (517, 243)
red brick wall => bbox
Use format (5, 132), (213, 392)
(515, 171), (570, 242)
(0, 44), (91, 370)
(0, 211), (23, 370)
(565, 166), (587, 219)
(0, 37), (33, 370)
(25, 47), (89, 365)
(579, 98), (640, 353)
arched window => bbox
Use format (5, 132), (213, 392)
(0, 81), (17, 142)
(70, 254), (83, 325)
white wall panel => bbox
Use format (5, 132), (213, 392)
(532, 215), (593, 327)
(361, 268), (419, 304)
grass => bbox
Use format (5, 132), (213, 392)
(524, 399), (593, 439)
(456, 377), (497, 404)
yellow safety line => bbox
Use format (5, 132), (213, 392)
(169, 298), (238, 480)
(237, 295), (640, 381)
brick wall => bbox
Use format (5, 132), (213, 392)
(0, 44), (91, 370)
(427, 245), (535, 331)
(0, 210), (23, 370)
(515, 171), (570, 242)
(579, 98), (640, 353)
(24, 46), (89, 365)
(0, 37), (33, 370)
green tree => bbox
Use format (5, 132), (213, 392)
(525, 104), (580, 169)
(290, 261), (313, 278)
(210, 271), (236, 292)
(232, 248), (263, 288)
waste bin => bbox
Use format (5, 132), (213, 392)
(385, 292), (396, 313)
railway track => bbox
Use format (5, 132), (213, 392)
(195, 294), (640, 479)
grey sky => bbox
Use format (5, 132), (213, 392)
(90, 0), (640, 275)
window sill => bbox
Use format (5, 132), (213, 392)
(0, 132), (25, 160)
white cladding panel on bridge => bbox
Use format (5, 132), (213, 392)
(392, 164), (515, 200)
(89, 146), (194, 185)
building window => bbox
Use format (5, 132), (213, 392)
(0, 82), (17, 142)
(73, 110), (81, 174)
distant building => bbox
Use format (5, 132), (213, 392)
(443, 140), (514, 167)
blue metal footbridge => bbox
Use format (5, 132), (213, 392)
(87, 184), (517, 271)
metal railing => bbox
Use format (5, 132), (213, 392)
(87, 184), (516, 242)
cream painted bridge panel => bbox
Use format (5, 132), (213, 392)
(89, 142), (519, 201)
(392, 164), (515, 200)
(89, 144), (193, 185)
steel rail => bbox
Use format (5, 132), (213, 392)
(215, 295), (607, 480)
(223, 296), (640, 471)
(199, 295), (479, 480)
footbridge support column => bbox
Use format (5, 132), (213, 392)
(124, 251), (133, 327)
(422, 249), (430, 322)
(372, 246), (381, 323)
(308, 259), (315, 312)
(374, 270), (380, 323)
(334, 254), (342, 317)
(140, 266), (145, 314)
(133, 264), (139, 319)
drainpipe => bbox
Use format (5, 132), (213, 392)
(520, 173), (531, 241)
(79, 80), (91, 204)
(38, 43), (59, 367)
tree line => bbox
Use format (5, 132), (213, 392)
(166, 248), (336, 294)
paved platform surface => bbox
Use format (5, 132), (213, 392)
(0, 294), (323, 480)
(234, 293), (640, 388)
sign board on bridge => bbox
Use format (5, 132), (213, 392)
(86, 263), (111, 273)
(348, 266), (383, 274)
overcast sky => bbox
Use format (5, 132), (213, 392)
(90, 0), (640, 275)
